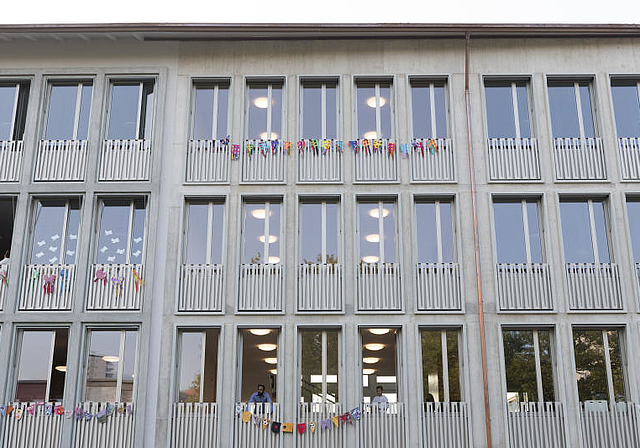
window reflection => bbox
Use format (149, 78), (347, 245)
(192, 81), (229, 140)
(415, 200), (454, 263)
(421, 329), (461, 403)
(45, 82), (92, 140)
(247, 82), (282, 140)
(30, 199), (81, 265)
(96, 199), (146, 264)
(300, 329), (339, 403)
(485, 81), (531, 139)
(177, 329), (219, 402)
(359, 201), (395, 263)
(243, 201), (281, 264)
(302, 80), (337, 140)
(107, 81), (154, 140)
(300, 200), (339, 264)
(185, 201), (224, 265)
(0, 81), (29, 141)
(560, 199), (609, 263)
(611, 81), (640, 137)
(357, 81), (392, 139)
(493, 199), (542, 264)
(411, 80), (447, 138)
(548, 81), (595, 138)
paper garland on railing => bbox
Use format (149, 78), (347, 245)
(239, 406), (361, 436)
(0, 403), (132, 422)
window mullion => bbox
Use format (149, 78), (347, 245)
(116, 331), (126, 402)
(126, 201), (135, 264)
(44, 331), (56, 402)
(521, 200), (532, 264)
(200, 332), (207, 403)
(264, 203), (270, 262)
(587, 200), (600, 264)
(135, 83), (144, 140)
(574, 82), (586, 140)
(321, 84), (327, 139)
(435, 201), (443, 263)
(212, 85), (219, 140)
(378, 202), (384, 263)
(59, 202), (70, 263)
(321, 202), (327, 263)
(375, 84), (381, 138)
(9, 84), (20, 139)
(71, 83), (83, 140)
(206, 202), (214, 264)
(602, 330), (616, 406)
(511, 82), (522, 140)
(441, 330), (450, 402)
(321, 331), (327, 402)
(532, 330), (544, 403)
(266, 85), (272, 138)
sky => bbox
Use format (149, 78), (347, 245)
(2, 0), (640, 25)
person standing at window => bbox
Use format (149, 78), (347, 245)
(248, 384), (273, 413)
(372, 385), (389, 410)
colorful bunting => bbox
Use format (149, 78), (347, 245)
(94, 269), (107, 284)
(331, 416), (339, 427)
(242, 410), (252, 423)
(132, 269), (144, 292)
(350, 407), (361, 421)
(297, 423), (306, 434)
(262, 418), (270, 429)
(321, 419), (331, 430)
(111, 276), (125, 297)
(309, 421), (316, 433)
(252, 414), (262, 426)
(43, 275), (56, 295)
(271, 421), (281, 434)
(15, 409), (23, 420)
(231, 144), (240, 160)
(282, 422), (293, 433)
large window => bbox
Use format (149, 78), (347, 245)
(299, 199), (339, 264)
(107, 80), (154, 140)
(0, 197), (16, 262)
(0, 81), (29, 141)
(239, 328), (279, 402)
(192, 80), (229, 140)
(44, 81), (92, 140)
(301, 79), (337, 140)
(356, 80), (392, 139)
(626, 198), (640, 264)
(242, 200), (281, 264)
(361, 328), (398, 404)
(484, 80), (531, 139)
(184, 200), (224, 265)
(611, 80), (640, 138)
(415, 199), (454, 263)
(14, 328), (68, 402)
(560, 198), (610, 263)
(548, 80), (595, 138)
(493, 199), (543, 264)
(410, 79), (447, 139)
(177, 329), (219, 402)
(358, 200), (396, 264)
(96, 199), (146, 265)
(30, 199), (81, 265)
(246, 81), (283, 141)
(421, 328), (461, 403)
(300, 329), (339, 403)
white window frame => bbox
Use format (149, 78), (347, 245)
(409, 79), (448, 139)
(106, 80), (154, 140)
(298, 328), (340, 403)
(242, 200), (282, 265)
(560, 198), (610, 264)
(190, 79), (230, 140)
(357, 199), (397, 264)
(300, 79), (339, 140)
(298, 198), (340, 264)
(548, 80), (595, 139)
(1, 81), (26, 141)
(184, 200), (225, 265)
(354, 79), (394, 139)
(44, 81), (92, 140)
(96, 198), (146, 264)
(419, 328), (463, 403)
(245, 80), (283, 141)
(176, 328), (220, 403)
(414, 198), (455, 264)
(484, 80), (531, 139)
(31, 198), (79, 264)
(492, 198), (543, 264)
(610, 79), (640, 137)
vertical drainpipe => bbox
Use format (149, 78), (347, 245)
(464, 32), (493, 448)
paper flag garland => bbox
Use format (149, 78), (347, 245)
(340, 413), (353, 424)
(15, 409), (23, 420)
(55, 405), (64, 415)
(262, 418), (270, 429)
(64, 410), (73, 419)
(252, 414), (262, 426)
(0, 406), (5, 416)
(242, 410), (252, 423)
(44, 404), (53, 416)
(96, 407), (108, 423)
(132, 269), (144, 292)
(331, 416), (339, 427)
(282, 423), (293, 433)
(43, 275), (56, 294)
(75, 408), (84, 420)
(321, 419), (331, 430)
(85, 413), (93, 421)
(5, 406), (13, 416)
(271, 421), (281, 433)
(94, 269), (107, 284)
(350, 407), (361, 421)
(297, 423), (306, 434)
(309, 421), (316, 433)
(27, 405), (34, 415)
(111, 276), (125, 297)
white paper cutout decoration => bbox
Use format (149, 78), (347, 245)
(105, 230), (113, 235)
(111, 237), (120, 244)
(36, 252), (44, 258)
(134, 237), (142, 243)
(116, 248), (125, 254)
(107, 256), (116, 262)
(133, 250), (141, 257)
(51, 234), (60, 241)
(100, 246), (108, 253)
(37, 240), (46, 246)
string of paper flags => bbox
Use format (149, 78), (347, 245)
(0, 403), (133, 422)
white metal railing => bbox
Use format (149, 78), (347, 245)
(356, 263), (402, 311)
(579, 402), (640, 448)
(0, 140), (23, 182)
(171, 402), (218, 448)
(553, 138), (606, 180)
(487, 138), (540, 181)
(0, 265), (8, 310)
(237, 264), (283, 312)
(34, 139), (87, 181)
(99, 139), (151, 181)
(565, 263), (622, 310)
(186, 140), (230, 183)
(241, 139), (286, 183)
(421, 402), (470, 448)
(360, 402), (405, 448)
(506, 402), (566, 448)
(234, 402), (281, 448)
(297, 263), (342, 312)
(86, 264), (144, 311)
(415, 263), (462, 311)
(297, 139), (342, 182)
(410, 138), (455, 182)
(618, 137), (640, 181)
(74, 402), (135, 448)
(354, 138), (397, 182)
(178, 264), (225, 312)
(19, 264), (75, 311)
(496, 263), (553, 311)
(297, 402), (343, 448)
(2, 402), (63, 448)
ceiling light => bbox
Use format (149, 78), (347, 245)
(258, 235), (278, 243)
(363, 131), (378, 140)
(366, 96), (386, 108)
(269, 369), (277, 375)
(268, 256), (280, 264)
(251, 209), (270, 219)
(249, 329), (272, 336)
(55, 366), (67, 372)
(257, 343), (277, 352)
(361, 256), (379, 264)
(254, 97), (269, 108)
(365, 343), (385, 351)
(363, 368), (376, 375)
(365, 234), (380, 243)
(368, 208), (390, 219)
(369, 328), (391, 335)
(362, 357), (380, 364)
(259, 131), (278, 140)
(264, 357), (278, 365)
(102, 356), (119, 363)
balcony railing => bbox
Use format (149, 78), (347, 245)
(298, 139), (342, 182)
(421, 402), (470, 448)
(360, 402), (405, 448)
(19, 264), (75, 311)
(185, 140), (230, 183)
(553, 137), (606, 180)
(1, 402), (63, 448)
(234, 402), (280, 448)
(565, 263), (622, 310)
(579, 402), (640, 448)
(99, 139), (151, 181)
(178, 264), (225, 312)
(171, 402), (217, 448)
(0, 140), (23, 182)
(356, 262), (402, 311)
(237, 264), (283, 312)
(354, 138), (398, 182)
(410, 138), (455, 182)
(74, 402), (135, 448)
(297, 403), (343, 448)
(34, 139), (87, 181)
(487, 138), (541, 181)
(0, 265), (8, 310)
(618, 137), (640, 181)
(241, 139), (286, 183)
(506, 402), (566, 448)
(496, 263), (553, 311)
(86, 264), (144, 311)
(297, 263), (342, 312)
(415, 262), (462, 311)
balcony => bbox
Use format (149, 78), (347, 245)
(74, 401), (135, 448)
(19, 264), (75, 311)
(506, 402), (566, 448)
(356, 263), (402, 311)
(421, 402), (470, 448)
(178, 264), (225, 312)
(565, 263), (622, 310)
(0, 140), (23, 182)
(553, 138), (606, 181)
(353, 138), (397, 182)
(617, 137), (640, 181)
(579, 402), (640, 448)
(415, 262), (462, 311)
(297, 263), (343, 312)
(496, 263), (553, 311)
(237, 264), (283, 312)
(34, 139), (87, 181)
(171, 402), (217, 448)
(1, 402), (63, 448)
(86, 264), (144, 311)
(359, 402), (405, 448)
(297, 139), (342, 182)
(185, 139), (230, 183)
(241, 139), (286, 183)
(297, 403), (343, 448)
(487, 138), (540, 181)
(410, 138), (455, 182)
(234, 402), (280, 448)
(99, 139), (151, 181)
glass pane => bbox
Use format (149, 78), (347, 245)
(527, 201), (543, 263)
(607, 330), (626, 402)
(574, 329), (609, 402)
(592, 201), (610, 263)
(97, 201), (130, 264)
(326, 203), (338, 264)
(379, 85), (391, 139)
(16, 331), (54, 402)
(516, 84), (531, 138)
(186, 203), (208, 264)
(271, 86), (282, 140)
(178, 332), (202, 402)
(64, 201), (80, 264)
(612, 83), (640, 137)
(131, 200), (145, 264)
(302, 85), (322, 139)
(440, 203), (454, 263)
(383, 202), (395, 263)
(0, 198), (15, 258)
(434, 85), (447, 138)
(240, 329), (278, 402)
(548, 84), (581, 138)
(503, 330), (538, 402)
(202, 329), (218, 402)
(268, 203), (281, 263)
(211, 204), (224, 264)
(446, 331), (461, 401)
(560, 201), (594, 263)
(46, 85), (77, 140)
(77, 85), (92, 140)
(248, 86), (267, 140)
(0, 85), (17, 140)
(108, 84), (140, 140)
(416, 202), (438, 262)
(357, 85), (376, 139)
(411, 85), (431, 138)
(216, 86), (229, 139)
(626, 201), (640, 262)
(31, 200), (66, 264)
(192, 86), (214, 140)
(121, 330), (137, 402)
(86, 331), (121, 402)
(359, 203), (380, 263)
(485, 84), (516, 138)
(301, 330), (322, 403)
(579, 84), (595, 138)
(327, 330), (339, 402)
(244, 203), (265, 264)
(538, 331), (555, 402)
(494, 202), (527, 263)
(326, 85), (337, 139)
(363, 328), (398, 404)
(140, 83), (154, 140)
(300, 203), (322, 263)
(421, 330), (444, 402)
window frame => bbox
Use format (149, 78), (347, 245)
(299, 77), (339, 140)
(609, 78), (640, 139)
(413, 196), (456, 264)
(408, 77), (449, 139)
(183, 198), (226, 266)
(558, 196), (613, 264)
(42, 79), (93, 141)
(94, 197), (147, 265)
(297, 196), (341, 265)
(482, 78), (533, 139)
(29, 197), (81, 265)
(297, 326), (342, 404)
(190, 78), (231, 141)
(0, 80), (30, 141)
(418, 327), (464, 403)
(491, 196), (545, 265)
(546, 78), (598, 139)
(359, 326), (402, 404)
(105, 79), (155, 141)
(236, 326), (282, 403)
(244, 77), (285, 141)
(174, 327), (222, 403)
(240, 197), (283, 265)
(353, 77), (395, 140)
(356, 197), (399, 265)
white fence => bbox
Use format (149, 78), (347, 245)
(617, 138), (640, 181)
(1, 402), (63, 448)
(487, 138), (540, 181)
(356, 263), (402, 311)
(298, 139), (342, 182)
(579, 402), (640, 448)
(415, 263), (462, 311)
(19, 264), (75, 311)
(99, 139), (151, 181)
(410, 138), (456, 182)
(553, 138), (606, 181)
(297, 263), (342, 312)
(86, 264), (144, 311)
(421, 402), (470, 448)
(0, 140), (23, 182)
(496, 263), (553, 311)
(34, 139), (87, 181)
(297, 403), (343, 448)
(241, 139), (286, 183)
(171, 402), (218, 448)
(565, 263), (622, 310)
(360, 402), (405, 448)
(178, 264), (225, 312)
(185, 140), (230, 183)
(74, 402), (135, 448)
(506, 402), (566, 448)
(234, 402), (281, 448)
(237, 264), (283, 312)
(354, 139), (397, 182)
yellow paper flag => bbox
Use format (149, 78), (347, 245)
(309, 421), (316, 433)
(331, 416), (339, 427)
(262, 418), (270, 429)
(242, 410), (252, 423)
(282, 423), (294, 433)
